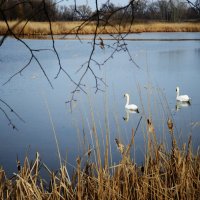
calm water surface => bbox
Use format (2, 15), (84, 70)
(0, 33), (200, 176)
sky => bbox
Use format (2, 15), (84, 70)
(58, 0), (129, 10)
(58, 0), (197, 10)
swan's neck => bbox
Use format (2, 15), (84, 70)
(126, 96), (130, 106)
(176, 90), (179, 98)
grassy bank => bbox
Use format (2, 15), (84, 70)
(0, 21), (200, 36)
(0, 131), (200, 199)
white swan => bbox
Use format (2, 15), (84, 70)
(176, 86), (191, 102)
(124, 93), (139, 113)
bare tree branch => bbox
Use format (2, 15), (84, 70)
(186, 0), (200, 14)
(0, 107), (18, 130)
(64, 1), (142, 108)
(0, 98), (25, 123)
(0, 96), (26, 130)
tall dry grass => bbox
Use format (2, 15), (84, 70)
(0, 21), (200, 36)
(0, 125), (199, 199)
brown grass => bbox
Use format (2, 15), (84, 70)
(0, 21), (200, 36)
(0, 128), (200, 199)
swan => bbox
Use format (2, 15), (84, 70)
(176, 86), (191, 102)
(124, 93), (139, 113)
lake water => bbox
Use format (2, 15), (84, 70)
(0, 33), (200, 177)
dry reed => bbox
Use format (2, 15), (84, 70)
(0, 126), (199, 199)
(0, 21), (200, 36)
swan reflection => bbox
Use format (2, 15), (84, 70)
(175, 101), (191, 111)
(123, 109), (138, 122)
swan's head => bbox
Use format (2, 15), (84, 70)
(176, 86), (180, 93)
(124, 93), (129, 98)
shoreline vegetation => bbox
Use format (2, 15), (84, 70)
(0, 132), (200, 199)
(0, 21), (200, 37)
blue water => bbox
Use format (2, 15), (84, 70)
(0, 33), (200, 177)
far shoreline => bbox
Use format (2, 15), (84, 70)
(0, 21), (200, 38)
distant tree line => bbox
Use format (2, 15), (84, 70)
(0, 0), (199, 22)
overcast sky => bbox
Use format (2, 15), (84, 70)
(58, 0), (196, 10)
(58, 0), (129, 10)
